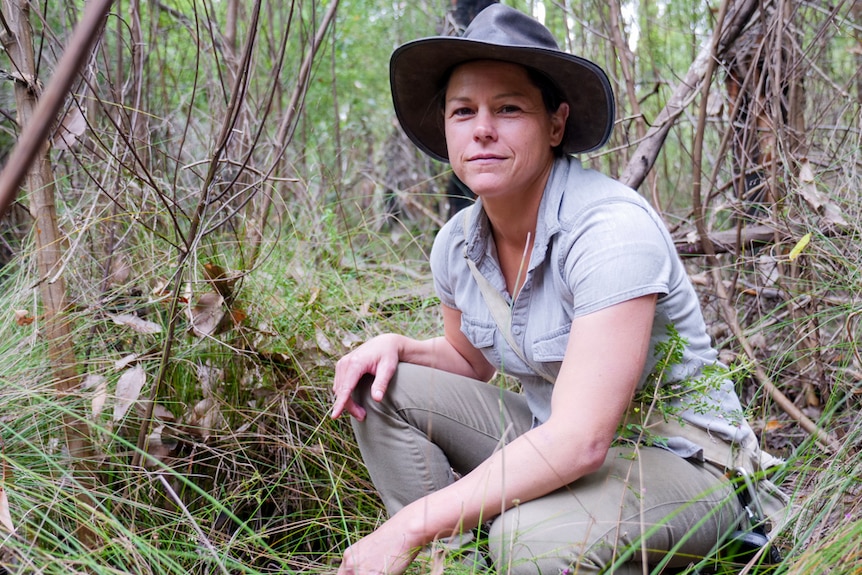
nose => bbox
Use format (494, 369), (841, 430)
(472, 109), (497, 142)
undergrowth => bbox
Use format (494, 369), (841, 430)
(1, 132), (861, 575)
(0, 193), (441, 574)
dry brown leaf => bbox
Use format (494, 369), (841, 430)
(203, 263), (240, 300)
(114, 353), (139, 370)
(798, 158), (848, 227)
(196, 363), (223, 399)
(229, 308), (247, 324)
(13, 309), (33, 326)
(187, 397), (223, 437)
(152, 404), (176, 422)
(764, 419), (785, 432)
(114, 365), (146, 421)
(187, 292), (225, 337)
(306, 287), (320, 307)
(0, 484), (13, 533)
(106, 254), (132, 287)
(0, 441), (14, 533)
(144, 425), (179, 468)
(83, 374), (108, 419)
(151, 277), (171, 301)
(111, 313), (162, 334)
(341, 331), (363, 349)
(315, 327), (335, 356)
(52, 106), (87, 151)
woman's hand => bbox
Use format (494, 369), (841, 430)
(331, 333), (403, 420)
(337, 513), (424, 575)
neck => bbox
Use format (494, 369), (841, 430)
(485, 197), (539, 297)
(485, 198), (539, 248)
(483, 163), (550, 249)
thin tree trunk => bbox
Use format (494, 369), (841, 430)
(620, 0), (759, 191)
(128, 0), (149, 169)
(607, 0), (662, 205)
(248, 0), (339, 269)
(0, 0), (98, 546)
(225, 0), (239, 86)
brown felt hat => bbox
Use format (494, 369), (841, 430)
(390, 3), (615, 163)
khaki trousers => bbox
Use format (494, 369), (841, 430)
(351, 363), (741, 574)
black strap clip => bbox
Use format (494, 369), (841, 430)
(725, 467), (782, 565)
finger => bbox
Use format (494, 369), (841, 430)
(332, 395), (366, 421)
(369, 359), (398, 402)
(344, 398), (366, 421)
(331, 387), (360, 419)
(331, 361), (363, 418)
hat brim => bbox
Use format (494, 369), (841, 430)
(390, 36), (615, 163)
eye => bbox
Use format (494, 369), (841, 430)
(450, 106), (474, 117)
(499, 104), (521, 114)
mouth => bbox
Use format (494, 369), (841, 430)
(467, 153), (505, 162)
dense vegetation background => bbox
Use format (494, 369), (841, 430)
(0, 0), (859, 573)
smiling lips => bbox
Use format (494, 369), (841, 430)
(468, 153), (506, 163)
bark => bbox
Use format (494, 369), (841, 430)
(688, 0), (838, 453)
(620, 0), (760, 191)
(225, 0), (239, 86)
(0, 0), (107, 547)
(127, 0), (149, 169)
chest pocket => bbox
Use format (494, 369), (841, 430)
(460, 314), (497, 347)
(460, 314), (501, 366)
(532, 325), (570, 364)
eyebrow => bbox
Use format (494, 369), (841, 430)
(445, 91), (532, 105)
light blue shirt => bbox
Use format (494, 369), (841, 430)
(430, 156), (754, 452)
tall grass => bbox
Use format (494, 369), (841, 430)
(2, 180), (860, 574)
(0, 186), (444, 573)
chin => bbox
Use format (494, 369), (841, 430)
(460, 173), (505, 195)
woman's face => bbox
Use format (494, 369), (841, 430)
(443, 60), (568, 202)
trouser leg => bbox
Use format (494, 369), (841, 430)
(488, 446), (740, 575)
(351, 362), (533, 515)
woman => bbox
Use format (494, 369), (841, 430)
(332, 4), (776, 574)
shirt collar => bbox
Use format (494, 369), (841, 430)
(462, 156), (574, 265)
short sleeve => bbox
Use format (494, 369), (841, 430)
(429, 216), (460, 309)
(561, 199), (674, 318)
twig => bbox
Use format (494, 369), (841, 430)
(846, 310), (862, 373)
(620, 0), (760, 191)
(133, 0), (264, 467)
(156, 472), (231, 575)
(690, 0), (840, 454)
(0, 0), (113, 218)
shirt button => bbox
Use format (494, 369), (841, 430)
(512, 326), (522, 335)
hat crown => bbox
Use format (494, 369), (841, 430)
(464, 4), (559, 51)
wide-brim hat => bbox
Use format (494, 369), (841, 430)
(390, 3), (615, 163)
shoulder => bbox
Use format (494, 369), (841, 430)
(430, 206), (469, 266)
(544, 159), (680, 316)
(556, 158), (659, 227)
(430, 205), (473, 307)
(548, 164), (669, 257)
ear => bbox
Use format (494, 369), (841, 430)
(549, 102), (569, 147)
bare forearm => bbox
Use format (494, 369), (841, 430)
(394, 297), (654, 545)
(395, 335), (489, 380)
(395, 421), (607, 545)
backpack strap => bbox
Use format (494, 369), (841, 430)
(461, 207), (555, 384)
